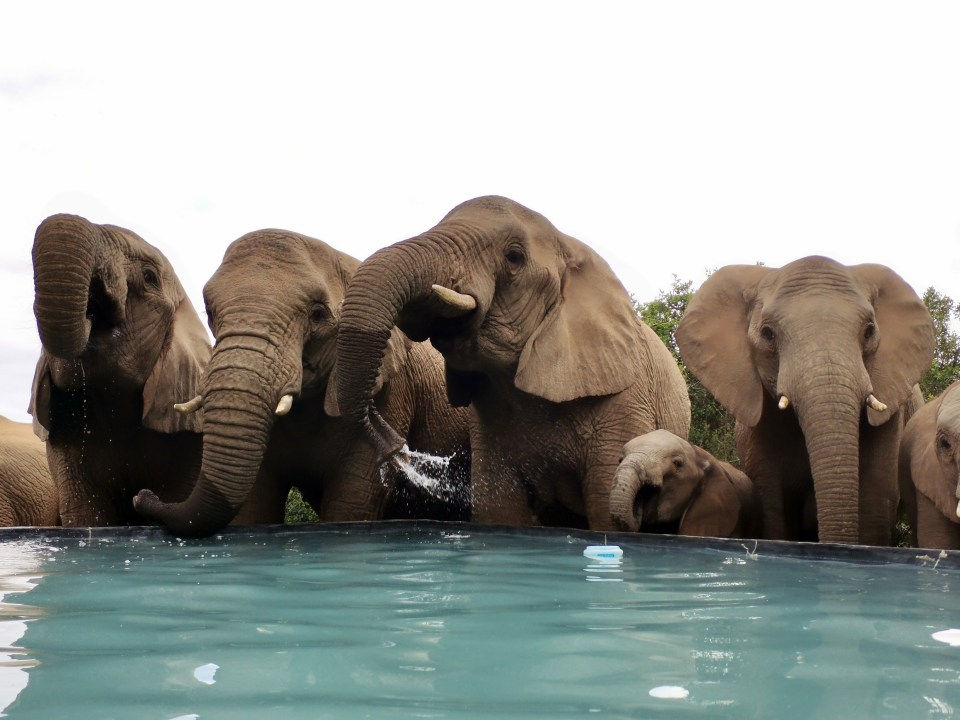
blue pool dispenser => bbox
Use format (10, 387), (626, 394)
(583, 544), (623, 561)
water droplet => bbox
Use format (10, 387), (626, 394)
(649, 686), (689, 699)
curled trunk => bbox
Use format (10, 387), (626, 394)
(336, 238), (449, 460)
(134, 343), (277, 536)
(33, 214), (100, 359)
(609, 458), (647, 532)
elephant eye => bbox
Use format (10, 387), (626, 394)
(142, 266), (160, 288)
(938, 434), (952, 452)
(504, 246), (525, 266)
(760, 325), (776, 343)
(673, 459), (684, 469)
(309, 304), (330, 324)
(863, 322), (877, 341)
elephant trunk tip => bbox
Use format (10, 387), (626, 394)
(133, 488), (221, 538)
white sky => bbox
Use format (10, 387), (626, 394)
(2, 1), (959, 424)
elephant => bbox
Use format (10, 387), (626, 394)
(334, 195), (691, 530)
(0, 416), (59, 526)
(898, 382), (960, 549)
(133, 229), (471, 536)
(29, 213), (211, 526)
(609, 429), (759, 538)
(675, 256), (935, 545)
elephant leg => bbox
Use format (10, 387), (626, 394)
(318, 446), (391, 521)
(469, 440), (538, 526)
(858, 417), (902, 546)
(914, 491), (960, 549)
(229, 471), (289, 526)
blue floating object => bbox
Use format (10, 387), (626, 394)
(583, 545), (623, 561)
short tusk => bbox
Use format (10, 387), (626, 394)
(778, 395), (790, 410)
(431, 284), (477, 316)
(866, 394), (888, 412)
(173, 395), (203, 414)
(275, 394), (293, 416)
(955, 498), (960, 520)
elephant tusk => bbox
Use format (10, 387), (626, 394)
(778, 395), (790, 410)
(173, 395), (203, 414)
(866, 394), (888, 412)
(956, 499), (960, 520)
(275, 394), (294, 416)
(430, 284), (477, 317)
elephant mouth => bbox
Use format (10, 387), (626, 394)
(635, 484), (661, 529)
(85, 277), (123, 344)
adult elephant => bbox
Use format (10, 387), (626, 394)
(676, 256), (934, 545)
(30, 213), (211, 526)
(0, 416), (59, 526)
(133, 230), (471, 537)
(899, 382), (960, 549)
(335, 196), (690, 530)
(609, 429), (759, 538)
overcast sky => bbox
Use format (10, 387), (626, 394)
(2, 1), (959, 424)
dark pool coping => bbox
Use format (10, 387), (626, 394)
(0, 520), (956, 570)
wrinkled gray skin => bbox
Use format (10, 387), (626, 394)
(0, 416), (59, 526)
(30, 214), (211, 526)
(609, 429), (759, 538)
(676, 256), (934, 545)
(134, 230), (471, 537)
(335, 196), (690, 530)
(899, 382), (960, 549)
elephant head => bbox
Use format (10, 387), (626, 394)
(609, 429), (757, 538)
(899, 382), (960, 547)
(335, 195), (649, 462)
(30, 213), (209, 439)
(676, 256), (934, 543)
(133, 230), (406, 535)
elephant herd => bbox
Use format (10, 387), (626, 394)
(3, 195), (958, 549)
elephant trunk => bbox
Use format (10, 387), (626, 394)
(609, 455), (657, 532)
(32, 214), (101, 359)
(134, 340), (282, 536)
(337, 236), (455, 462)
(789, 351), (866, 544)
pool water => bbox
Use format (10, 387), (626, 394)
(0, 524), (957, 719)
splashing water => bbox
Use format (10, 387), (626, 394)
(382, 445), (465, 503)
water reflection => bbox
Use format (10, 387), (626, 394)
(0, 541), (50, 716)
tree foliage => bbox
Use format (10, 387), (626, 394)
(635, 276), (738, 464)
(919, 286), (960, 400)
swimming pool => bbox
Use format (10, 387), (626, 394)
(1, 522), (957, 719)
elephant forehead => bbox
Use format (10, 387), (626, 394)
(624, 429), (686, 455)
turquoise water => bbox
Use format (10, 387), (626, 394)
(0, 525), (958, 719)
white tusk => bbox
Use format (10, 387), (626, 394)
(275, 394), (293, 416)
(174, 395), (203, 414)
(866, 394), (887, 412)
(431, 284), (477, 315)
(955, 498), (960, 520)
(778, 395), (790, 410)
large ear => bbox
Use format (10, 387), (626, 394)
(679, 461), (750, 538)
(28, 355), (52, 442)
(515, 235), (644, 402)
(141, 297), (212, 433)
(325, 326), (409, 416)
(852, 264), (935, 427)
(676, 265), (770, 427)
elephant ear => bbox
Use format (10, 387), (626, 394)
(676, 265), (771, 427)
(141, 297), (211, 434)
(679, 459), (750, 538)
(28, 355), (52, 442)
(515, 235), (643, 402)
(325, 326), (409, 416)
(853, 264), (935, 427)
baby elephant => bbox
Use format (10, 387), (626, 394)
(899, 382), (960, 549)
(609, 430), (759, 538)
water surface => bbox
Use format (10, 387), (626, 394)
(0, 525), (957, 719)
